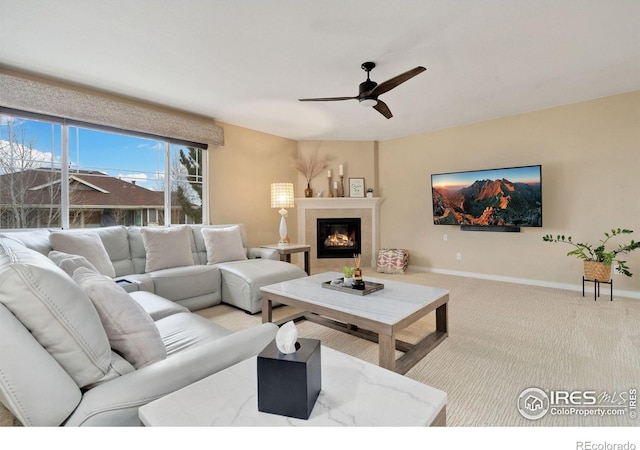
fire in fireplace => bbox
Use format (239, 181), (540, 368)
(317, 218), (361, 258)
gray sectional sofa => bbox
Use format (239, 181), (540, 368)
(4, 223), (307, 314)
(0, 224), (307, 426)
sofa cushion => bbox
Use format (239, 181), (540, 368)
(49, 231), (116, 277)
(0, 237), (113, 388)
(127, 227), (148, 274)
(191, 224), (249, 265)
(0, 228), (52, 255)
(92, 226), (135, 276)
(154, 312), (231, 356)
(48, 250), (99, 277)
(201, 225), (248, 264)
(146, 265), (221, 305)
(129, 291), (190, 321)
(72, 267), (167, 369)
(217, 259), (307, 314)
(141, 226), (194, 272)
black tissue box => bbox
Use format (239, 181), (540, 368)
(257, 338), (321, 420)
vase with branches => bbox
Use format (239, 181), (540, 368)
(293, 150), (329, 197)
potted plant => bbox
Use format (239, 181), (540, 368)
(542, 228), (640, 280)
(343, 266), (355, 287)
(366, 188), (374, 198)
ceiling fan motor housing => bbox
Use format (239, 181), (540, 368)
(359, 61), (378, 105)
(358, 79), (378, 106)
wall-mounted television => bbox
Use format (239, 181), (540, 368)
(431, 165), (542, 231)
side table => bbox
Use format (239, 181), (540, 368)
(261, 243), (311, 275)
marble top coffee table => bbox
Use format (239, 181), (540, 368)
(138, 345), (447, 426)
(260, 272), (449, 374)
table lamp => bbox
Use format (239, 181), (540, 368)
(270, 182), (295, 244)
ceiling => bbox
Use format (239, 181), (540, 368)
(1, 1), (639, 141)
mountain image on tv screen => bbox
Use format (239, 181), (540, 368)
(431, 165), (542, 227)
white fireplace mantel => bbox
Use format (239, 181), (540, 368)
(295, 197), (384, 210)
(295, 197), (384, 267)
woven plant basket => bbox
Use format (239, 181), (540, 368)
(584, 260), (612, 282)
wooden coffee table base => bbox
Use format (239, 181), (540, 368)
(262, 293), (448, 375)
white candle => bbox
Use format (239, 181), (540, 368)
(328, 170), (332, 177)
(339, 164), (344, 176)
(334, 181), (338, 189)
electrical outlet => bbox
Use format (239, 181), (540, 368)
(456, 252), (462, 260)
(443, 234), (448, 241)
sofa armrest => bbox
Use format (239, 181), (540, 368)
(0, 303), (82, 426)
(63, 323), (278, 426)
(248, 247), (279, 260)
(114, 273), (154, 293)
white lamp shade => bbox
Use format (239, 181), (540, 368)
(270, 183), (295, 209)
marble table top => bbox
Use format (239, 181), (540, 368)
(261, 271), (449, 326)
(139, 345), (447, 426)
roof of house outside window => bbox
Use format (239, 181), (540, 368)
(0, 168), (164, 208)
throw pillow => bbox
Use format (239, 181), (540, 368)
(201, 226), (248, 264)
(0, 237), (113, 388)
(72, 267), (167, 369)
(140, 226), (194, 272)
(49, 231), (116, 277)
(48, 250), (99, 277)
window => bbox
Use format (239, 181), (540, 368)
(170, 144), (204, 225)
(0, 111), (207, 229)
(0, 116), (62, 228)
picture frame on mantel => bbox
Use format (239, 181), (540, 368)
(349, 178), (365, 197)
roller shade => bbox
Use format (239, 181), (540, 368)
(0, 67), (223, 148)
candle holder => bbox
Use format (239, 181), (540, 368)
(327, 175), (333, 197)
(338, 175), (345, 197)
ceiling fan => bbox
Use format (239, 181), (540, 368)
(298, 61), (426, 119)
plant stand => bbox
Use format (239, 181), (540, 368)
(582, 276), (613, 301)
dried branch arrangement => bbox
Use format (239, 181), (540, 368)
(293, 150), (330, 183)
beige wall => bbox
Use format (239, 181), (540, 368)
(377, 92), (640, 294)
(208, 122), (297, 247)
(208, 93), (639, 295)
(207, 133), (377, 267)
(296, 141), (377, 197)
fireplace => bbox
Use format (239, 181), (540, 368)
(297, 197), (383, 268)
(316, 218), (361, 259)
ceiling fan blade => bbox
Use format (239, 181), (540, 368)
(373, 100), (393, 119)
(298, 96), (357, 102)
(369, 66), (426, 97)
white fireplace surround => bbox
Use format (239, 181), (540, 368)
(295, 197), (384, 268)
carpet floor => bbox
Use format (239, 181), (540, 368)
(2, 268), (637, 427)
(197, 268), (640, 427)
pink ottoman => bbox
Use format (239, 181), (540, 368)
(376, 248), (409, 274)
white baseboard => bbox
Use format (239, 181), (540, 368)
(409, 265), (640, 300)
